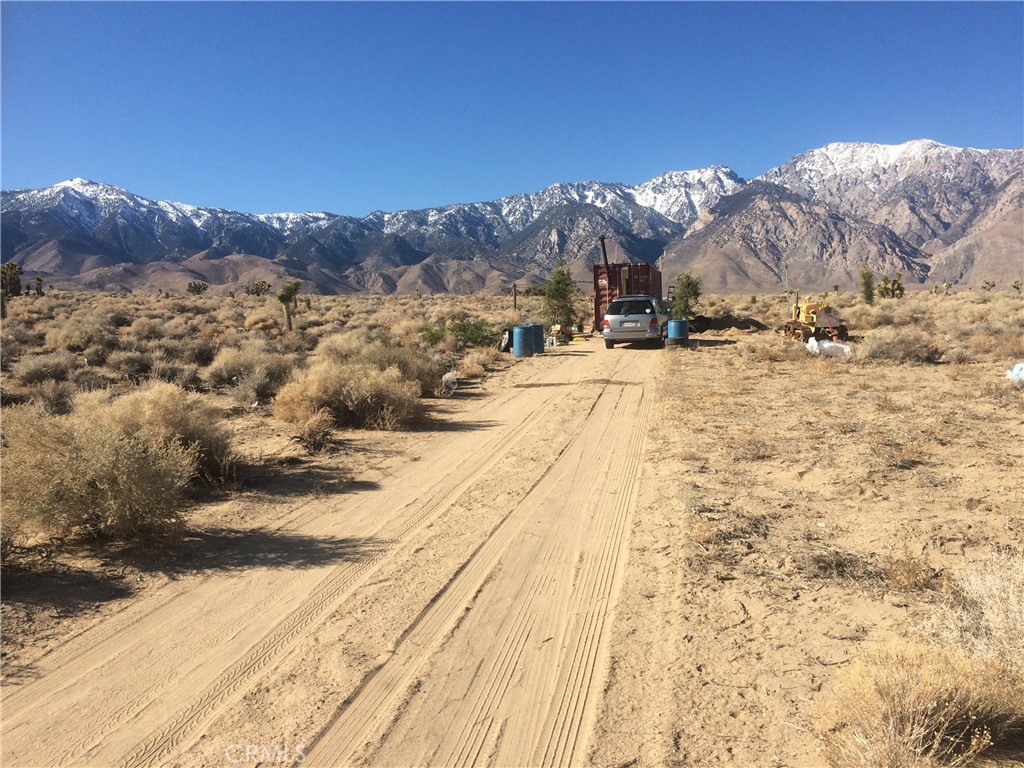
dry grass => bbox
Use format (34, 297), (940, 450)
(819, 643), (1023, 768)
(924, 549), (1024, 673)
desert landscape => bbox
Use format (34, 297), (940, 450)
(1, 285), (1022, 767)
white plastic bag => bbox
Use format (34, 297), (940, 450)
(806, 337), (852, 358)
(1007, 363), (1024, 387)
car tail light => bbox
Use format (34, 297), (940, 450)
(649, 317), (659, 328)
(601, 319), (610, 328)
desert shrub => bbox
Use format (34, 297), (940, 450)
(105, 349), (153, 380)
(353, 343), (447, 397)
(69, 366), (115, 392)
(818, 643), (1022, 768)
(447, 317), (502, 348)
(1, 404), (197, 541)
(149, 354), (201, 389)
(858, 328), (942, 365)
(78, 382), (231, 481)
(29, 380), (76, 415)
(244, 304), (283, 334)
(183, 339), (218, 367)
(203, 340), (292, 393)
(1, 335), (22, 369)
(44, 315), (117, 352)
(11, 351), (78, 384)
(924, 549), (1023, 673)
(296, 408), (335, 454)
(274, 361), (423, 430)
(940, 345), (974, 364)
(127, 316), (165, 341)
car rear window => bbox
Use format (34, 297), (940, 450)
(607, 300), (654, 316)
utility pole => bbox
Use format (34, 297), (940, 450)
(512, 282), (518, 311)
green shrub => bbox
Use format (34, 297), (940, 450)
(447, 318), (501, 348)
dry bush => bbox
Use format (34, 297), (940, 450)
(354, 343), (448, 398)
(244, 304), (283, 334)
(924, 549), (1024, 673)
(44, 314), (117, 353)
(795, 543), (884, 582)
(1, 404), (197, 541)
(818, 643), (1023, 768)
(104, 349), (152, 380)
(77, 381), (231, 481)
(274, 361), (423, 430)
(127, 316), (165, 341)
(869, 430), (929, 471)
(883, 555), (938, 591)
(687, 505), (770, 565)
(203, 340), (293, 396)
(10, 351), (79, 384)
(28, 380), (76, 415)
(149, 354), (201, 389)
(296, 408), (335, 454)
(858, 327), (943, 365)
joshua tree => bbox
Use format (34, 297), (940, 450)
(1013, 279), (1022, 295)
(1, 263), (23, 297)
(186, 281), (209, 295)
(276, 280), (302, 331)
(981, 280), (996, 292)
(245, 280), (271, 297)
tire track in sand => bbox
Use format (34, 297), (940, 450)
(3, 357), (578, 768)
(303, 351), (652, 767)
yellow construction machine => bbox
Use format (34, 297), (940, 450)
(783, 294), (849, 342)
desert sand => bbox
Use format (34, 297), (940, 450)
(2, 330), (1021, 767)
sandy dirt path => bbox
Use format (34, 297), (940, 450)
(2, 339), (657, 767)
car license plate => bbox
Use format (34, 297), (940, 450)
(622, 321), (639, 328)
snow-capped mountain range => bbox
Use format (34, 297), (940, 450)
(2, 140), (1021, 294)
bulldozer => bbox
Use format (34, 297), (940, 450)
(783, 293), (849, 342)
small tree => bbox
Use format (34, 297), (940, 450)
(859, 266), (875, 305)
(1013, 279), (1022, 295)
(981, 280), (996, 292)
(670, 272), (702, 319)
(186, 281), (209, 296)
(276, 280), (302, 331)
(542, 260), (578, 330)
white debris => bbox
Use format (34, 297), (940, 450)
(806, 337), (852, 358)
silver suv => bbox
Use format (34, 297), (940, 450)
(601, 294), (669, 348)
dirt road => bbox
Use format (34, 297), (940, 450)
(2, 340), (657, 767)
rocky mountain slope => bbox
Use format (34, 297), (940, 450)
(2, 141), (1020, 294)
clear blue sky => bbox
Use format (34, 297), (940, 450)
(2, 2), (1022, 216)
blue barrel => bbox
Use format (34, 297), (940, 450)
(531, 323), (545, 353)
(667, 319), (689, 347)
(512, 325), (534, 358)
